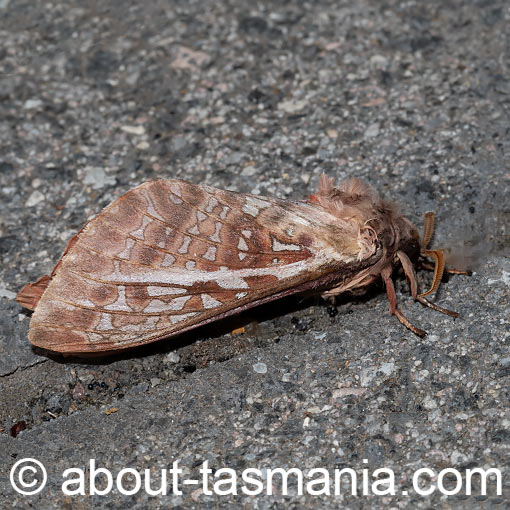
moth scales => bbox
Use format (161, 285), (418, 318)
(17, 174), (466, 355)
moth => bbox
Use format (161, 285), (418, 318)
(17, 175), (465, 355)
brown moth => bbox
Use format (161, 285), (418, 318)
(17, 174), (464, 354)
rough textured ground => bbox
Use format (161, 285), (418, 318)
(0, 0), (509, 508)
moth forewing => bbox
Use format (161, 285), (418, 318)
(20, 180), (366, 353)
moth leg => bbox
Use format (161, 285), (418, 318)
(321, 275), (378, 298)
(417, 295), (459, 318)
(394, 309), (426, 338)
(381, 267), (397, 314)
(396, 250), (418, 299)
(321, 286), (345, 298)
(444, 268), (472, 275)
(382, 267), (426, 337)
(397, 250), (459, 319)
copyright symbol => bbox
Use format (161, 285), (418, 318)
(10, 458), (47, 495)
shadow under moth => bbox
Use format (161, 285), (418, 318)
(17, 174), (467, 355)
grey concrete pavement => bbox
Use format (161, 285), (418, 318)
(0, 0), (509, 508)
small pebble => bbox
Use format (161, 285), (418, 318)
(364, 122), (380, 138)
(25, 190), (45, 207)
(23, 99), (43, 110)
(253, 362), (267, 374)
(165, 352), (180, 364)
(121, 125), (145, 135)
(83, 167), (115, 189)
(278, 99), (308, 113)
(0, 288), (16, 299)
(241, 165), (257, 177)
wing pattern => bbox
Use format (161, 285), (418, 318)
(28, 180), (362, 352)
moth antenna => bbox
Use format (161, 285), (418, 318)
(422, 211), (435, 249)
(396, 250), (418, 299)
(415, 212), (464, 317)
(416, 295), (459, 318)
(382, 266), (426, 337)
(419, 249), (445, 297)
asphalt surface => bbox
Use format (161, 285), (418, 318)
(0, 0), (509, 508)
